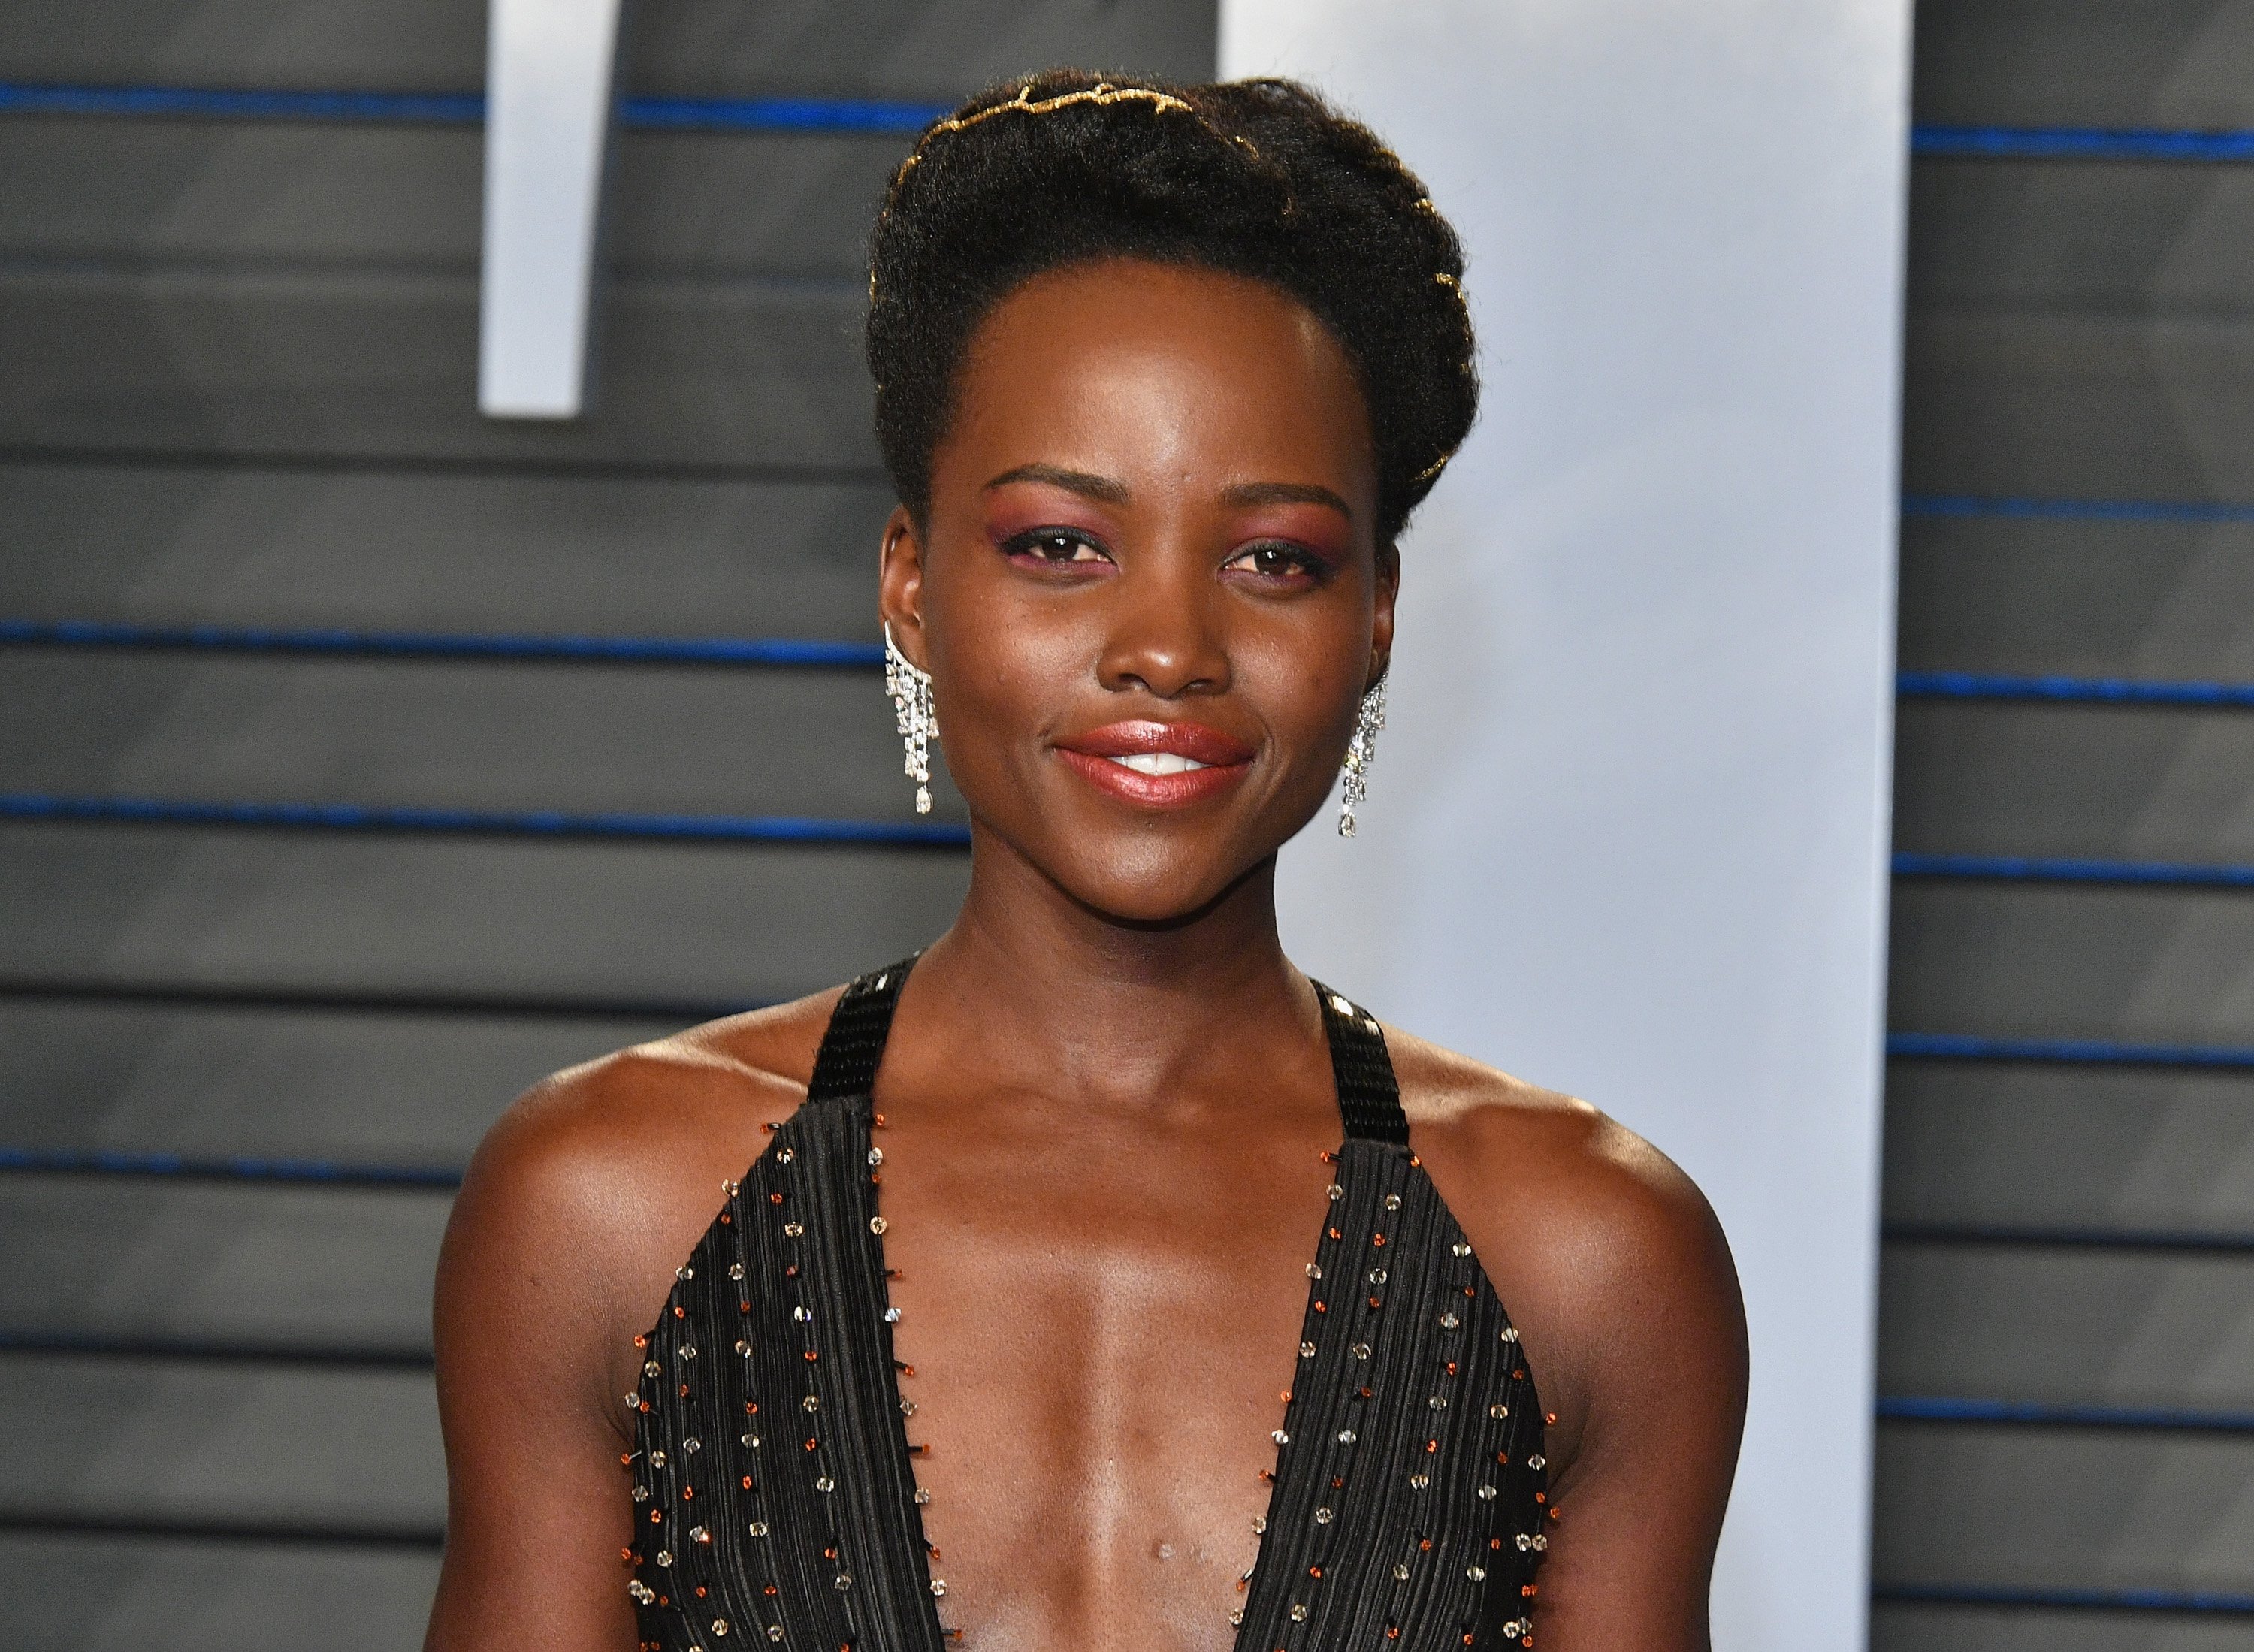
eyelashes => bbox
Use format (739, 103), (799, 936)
(997, 526), (1336, 584)
(999, 526), (1112, 566)
(1222, 542), (1333, 581)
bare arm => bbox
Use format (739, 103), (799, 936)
(423, 1081), (645, 1650)
(1514, 1127), (1747, 1649)
(1404, 1046), (1750, 1651)
(423, 1009), (826, 1650)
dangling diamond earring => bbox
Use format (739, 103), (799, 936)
(1338, 679), (1385, 838)
(883, 623), (935, 815)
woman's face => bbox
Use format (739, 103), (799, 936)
(881, 258), (1394, 924)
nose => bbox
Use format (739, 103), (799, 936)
(1095, 549), (1231, 700)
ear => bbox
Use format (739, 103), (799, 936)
(1367, 541), (1400, 692)
(877, 506), (929, 669)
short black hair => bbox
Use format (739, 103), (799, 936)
(865, 69), (1477, 545)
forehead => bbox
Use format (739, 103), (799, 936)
(937, 259), (1376, 500)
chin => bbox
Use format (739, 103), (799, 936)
(1047, 840), (1270, 929)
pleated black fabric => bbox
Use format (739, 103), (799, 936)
(630, 962), (1550, 1651)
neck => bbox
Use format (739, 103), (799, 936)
(908, 830), (1322, 1104)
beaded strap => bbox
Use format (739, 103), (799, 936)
(804, 957), (918, 1104)
(1313, 981), (1412, 1146)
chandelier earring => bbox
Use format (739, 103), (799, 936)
(1338, 678), (1386, 838)
(883, 623), (935, 814)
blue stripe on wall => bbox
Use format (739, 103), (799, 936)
(0, 618), (884, 668)
(0, 793), (968, 847)
(0, 1146), (461, 1188)
(1902, 494), (2254, 522)
(1879, 1396), (2254, 1431)
(1899, 671), (2254, 708)
(1913, 124), (2254, 161)
(1893, 852), (2254, 889)
(0, 81), (947, 133)
(1887, 1031), (2254, 1068)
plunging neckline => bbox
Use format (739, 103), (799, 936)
(845, 1095), (1346, 1651)
(630, 963), (1549, 1652)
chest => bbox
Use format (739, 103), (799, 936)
(627, 1095), (1550, 1652)
(872, 1102), (1335, 1647)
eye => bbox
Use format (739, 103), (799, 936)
(1222, 542), (1330, 582)
(1002, 527), (1113, 566)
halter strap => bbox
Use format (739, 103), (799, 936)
(802, 957), (1410, 1144)
(804, 957), (918, 1103)
(1312, 981), (1412, 1146)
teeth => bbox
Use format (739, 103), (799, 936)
(1110, 751), (1210, 776)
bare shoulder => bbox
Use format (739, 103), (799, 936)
(1382, 1025), (1746, 1472)
(457, 991), (840, 1235)
(1387, 1025), (1719, 1254)
(433, 989), (846, 1423)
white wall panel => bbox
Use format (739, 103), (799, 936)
(1228, 4), (1911, 1647)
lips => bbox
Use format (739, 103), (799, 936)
(1053, 719), (1256, 808)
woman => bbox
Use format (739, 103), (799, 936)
(427, 71), (1746, 1652)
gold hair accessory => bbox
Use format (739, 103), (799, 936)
(892, 83), (1193, 183)
(1413, 446), (1458, 485)
(873, 83), (1204, 305)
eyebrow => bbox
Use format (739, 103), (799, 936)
(1222, 480), (1354, 519)
(983, 467), (1355, 521)
(983, 464), (1130, 503)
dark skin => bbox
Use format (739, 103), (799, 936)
(426, 259), (1748, 1652)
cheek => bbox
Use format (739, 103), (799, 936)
(928, 590), (1085, 748)
(1237, 639), (1363, 759)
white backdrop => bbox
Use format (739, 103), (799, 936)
(1225, 3), (1913, 1648)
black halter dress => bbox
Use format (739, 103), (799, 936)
(627, 961), (1551, 1650)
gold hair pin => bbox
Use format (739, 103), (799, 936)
(892, 83), (1194, 183)
(1413, 445), (1459, 485)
